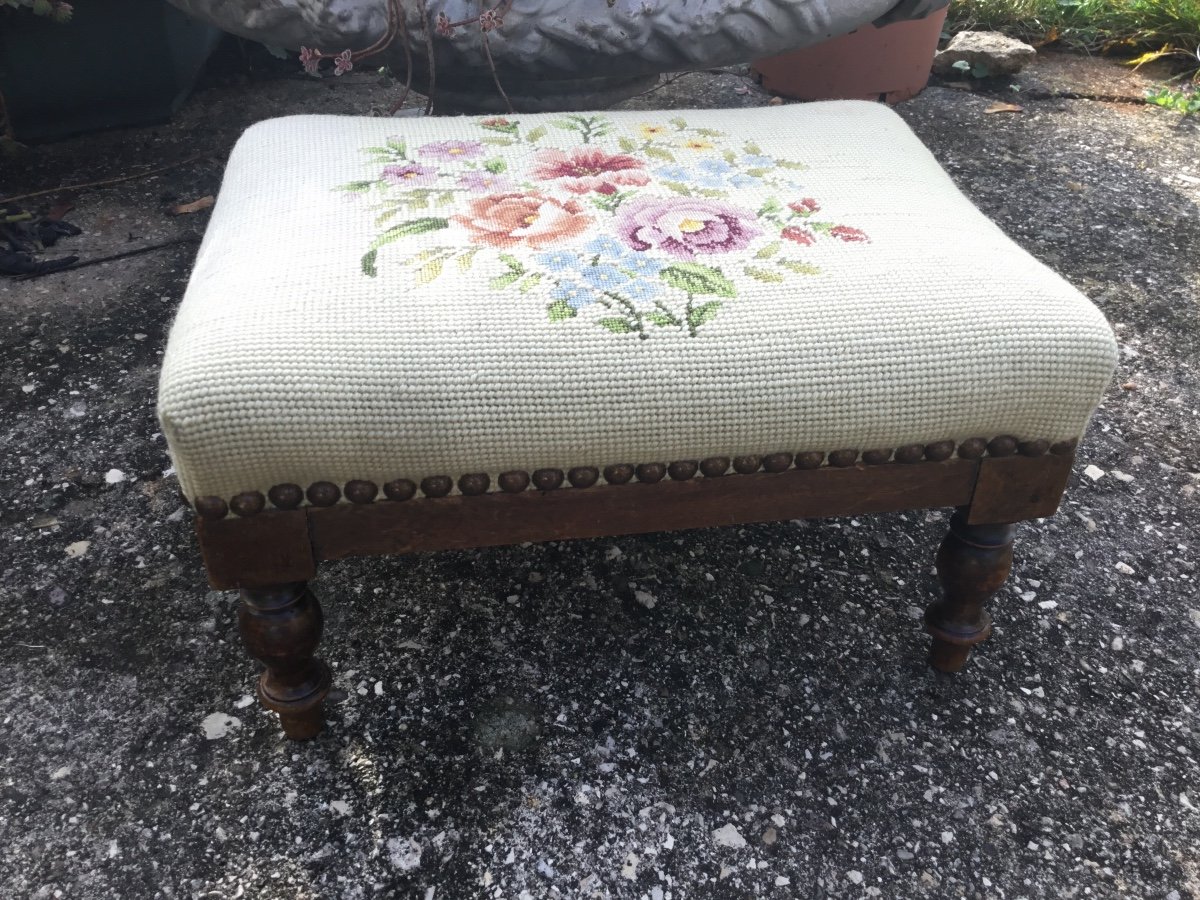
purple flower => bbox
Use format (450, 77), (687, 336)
(382, 164), (438, 187)
(615, 196), (761, 260)
(418, 140), (485, 162)
(457, 171), (516, 193)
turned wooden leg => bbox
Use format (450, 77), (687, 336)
(238, 582), (331, 739)
(924, 510), (1015, 673)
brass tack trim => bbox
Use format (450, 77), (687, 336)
(420, 475), (453, 498)
(732, 455), (761, 475)
(636, 462), (667, 484)
(230, 491), (266, 517)
(498, 471), (530, 493)
(699, 456), (730, 477)
(828, 449), (858, 467)
(667, 460), (699, 481)
(795, 450), (824, 470)
(567, 467), (600, 489)
(924, 440), (955, 462)
(268, 483), (304, 510)
(306, 481), (340, 507)
(957, 437), (988, 460)
(383, 479), (416, 501)
(1018, 439), (1049, 457)
(894, 444), (924, 464)
(344, 480), (379, 504)
(987, 436), (1019, 458)
(603, 464), (635, 485)
(195, 495), (228, 520)
(532, 468), (564, 491)
(862, 449), (892, 466)
(762, 452), (794, 473)
(458, 473), (490, 496)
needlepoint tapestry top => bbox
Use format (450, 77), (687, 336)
(337, 114), (870, 338)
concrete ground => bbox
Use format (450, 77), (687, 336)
(1, 42), (1198, 900)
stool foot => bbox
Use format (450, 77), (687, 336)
(924, 511), (1015, 673)
(238, 582), (331, 740)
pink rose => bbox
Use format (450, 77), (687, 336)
(533, 148), (649, 195)
(453, 193), (593, 249)
(615, 196), (761, 260)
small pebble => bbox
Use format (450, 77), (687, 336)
(105, 468), (127, 484)
(847, 870), (864, 885)
(1115, 562), (1135, 575)
(1083, 465), (1105, 481)
(712, 824), (746, 849)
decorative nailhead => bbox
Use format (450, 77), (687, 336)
(1018, 439), (1049, 457)
(458, 473), (490, 495)
(603, 464), (635, 485)
(194, 496), (228, 520)
(383, 479), (416, 501)
(306, 481), (341, 507)
(1050, 439), (1077, 456)
(795, 451), (824, 470)
(957, 438), (988, 460)
(862, 449), (892, 466)
(987, 436), (1018, 457)
(924, 440), (955, 462)
(828, 449), (858, 467)
(699, 456), (729, 477)
(420, 475), (453, 498)
(345, 480), (378, 504)
(895, 444), (924, 464)
(532, 468), (564, 491)
(230, 491), (265, 517)
(668, 460), (698, 481)
(762, 452), (794, 473)
(636, 462), (666, 483)
(498, 471), (529, 493)
(567, 467), (600, 489)
(732, 455), (761, 474)
(268, 483), (304, 509)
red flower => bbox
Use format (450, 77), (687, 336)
(788, 198), (820, 215)
(781, 226), (815, 246)
(453, 193), (593, 249)
(830, 225), (869, 243)
(532, 148), (648, 195)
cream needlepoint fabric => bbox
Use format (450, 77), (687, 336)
(158, 102), (1118, 502)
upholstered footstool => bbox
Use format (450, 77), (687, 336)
(158, 102), (1117, 740)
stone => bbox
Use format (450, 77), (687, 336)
(712, 824), (747, 849)
(933, 31), (1037, 77)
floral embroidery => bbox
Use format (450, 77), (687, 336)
(339, 115), (870, 338)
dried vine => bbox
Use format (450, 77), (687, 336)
(298, 0), (516, 115)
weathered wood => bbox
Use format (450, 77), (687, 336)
(308, 459), (979, 561)
(196, 510), (316, 590)
(966, 451), (1075, 525)
(239, 582), (331, 740)
(925, 511), (1015, 672)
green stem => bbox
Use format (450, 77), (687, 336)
(602, 290), (646, 337)
(685, 293), (697, 337)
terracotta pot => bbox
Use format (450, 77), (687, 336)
(752, 6), (948, 104)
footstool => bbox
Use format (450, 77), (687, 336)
(158, 102), (1117, 740)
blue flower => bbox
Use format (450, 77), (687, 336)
(620, 254), (665, 277)
(653, 165), (693, 183)
(536, 250), (583, 273)
(623, 279), (663, 305)
(583, 235), (628, 259)
(581, 264), (632, 292)
(740, 154), (775, 168)
(550, 280), (597, 310)
(697, 158), (734, 176)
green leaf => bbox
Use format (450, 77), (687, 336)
(338, 180), (375, 193)
(490, 272), (524, 290)
(361, 250), (379, 277)
(525, 125), (547, 143)
(743, 265), (785, 283)
(669, 117), (688, 130)
(644, 146), (676, 163)
(457, 248), (480, 271)
(415, 258), (444, 284)
(663, 181), (692, 196)
(646, 311), (678, 327)
(547, 300), (577, 322)
(754, 241), (782, 259)
(482, 137), (516, 146)
(363, 145), (402, 157)
(618, 136), (638, 153)
(745, 168), (770, 178)
(550, 119), (580, 131)
(484, 158), (508, 174)
(517, 273), (543, 293)
(758, 197), (782, 216)
(743, 141), (762, 155)
(775, 160), (808, 171)
(695, 128), (725, 138)
(661, 263), (737, 298)
(435, 191), (457, 206)
(374, 206), (404, 226)
(386, 138), (407, 154)
(687, 301), (722, 328)
(498, 253), (525, 275)
(695, 188), (728, 199)
(598, 318), (635, 334)
(369, 218), (450, 251)
(778, 258), (821, 276)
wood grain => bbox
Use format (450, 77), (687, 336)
(197, 510), (316, 590)
(966, 452), (1075, 525)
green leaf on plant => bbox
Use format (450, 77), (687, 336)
(415, 258), (444, 284)
(778, 258), (821, 275)
(670, 117), (688, 130)
(369, 218), (450, 250)
(754, 241), (782, 259)
(517, 273), (544, 293)
(646, 311), (678, 327)
(661, 263), (736, 298)
(482, 137), (516, 146)
(722, 150), (738, 164)
(361, 250), (379, 277)
(643, 146), (677, 163)
(687, 301), (722, 328)
(498, 253), (525, 274)
(525, 125), (548, 143)
(490, 272), (524, 290)
(743, 265), (785, 283)
(457, 248), (480, 271)
(663, 182), (692, 196)
(618, 136), (638, 153)
(743, 141), (762, 155)
(775, 160), (808, 171)
(484, 158), (508, 174)
(338, 180), (375, 193)
(758, 197), (782, 216)
(695, 128), (724, 138)
(386, 138), (407, 154)
(547, 300), (577, 322)
(550, 119), (580, 132)
(744, 168), (770, 178)
(598, 318), (635, 334)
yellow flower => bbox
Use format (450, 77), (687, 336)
(638, 124), (668, 139)
(682, 138), (713, 150)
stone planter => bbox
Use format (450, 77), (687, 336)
(752, 6), (948, 104)
(0, 0), (221, 141)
